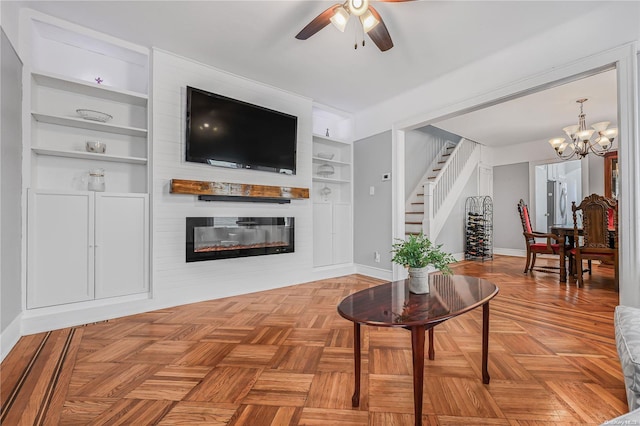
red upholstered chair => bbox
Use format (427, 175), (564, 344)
(517, 199), (566, 273)
(570, 194), (618, 290)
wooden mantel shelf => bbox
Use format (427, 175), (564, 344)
(170, 179), (309, 201)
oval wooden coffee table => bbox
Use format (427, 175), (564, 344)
(337, 275), (499, 426)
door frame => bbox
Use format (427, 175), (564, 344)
(390, 43), (638, 307)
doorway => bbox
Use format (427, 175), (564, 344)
(534, 160), (581, 232)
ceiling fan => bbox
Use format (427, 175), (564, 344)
(295, 0), (413, 52)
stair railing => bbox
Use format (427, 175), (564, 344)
(404, 140), (453, 207)
(423, 138), (479, 237)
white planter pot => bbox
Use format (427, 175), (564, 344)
(408, 265), (437, 294)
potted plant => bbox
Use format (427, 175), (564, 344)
(391, 233), (456, 294)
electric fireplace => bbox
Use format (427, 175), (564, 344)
(186, 217), (294, 262)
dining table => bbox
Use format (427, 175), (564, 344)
(550, 226), (579, 283)
(550, 225), (617, 283)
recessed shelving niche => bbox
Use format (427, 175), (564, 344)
(25, 13), (150, 194)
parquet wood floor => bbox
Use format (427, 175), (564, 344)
(1, 256), (626, 425)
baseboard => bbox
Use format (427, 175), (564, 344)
(493, 248), (526, 257)
(20, 293), (155, 336)
(452, 252), (465, 261)
(0, 313), (23, 362)
(354, 264), (393, 281)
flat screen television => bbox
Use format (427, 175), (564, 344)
(185, 86), (298, 175)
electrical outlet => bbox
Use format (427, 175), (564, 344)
(374, 251), (381, 262)
(369, 186), (375, 195)
(382, 172), (391, 181)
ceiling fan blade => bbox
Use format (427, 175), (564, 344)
(295, 5), (340, 40)
(366, 6), (393, 52)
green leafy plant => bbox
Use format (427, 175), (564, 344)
(391, 233), (456, 275)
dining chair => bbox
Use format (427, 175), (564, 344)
(570, 194), (618, 290)
(517, 199), (567, 273)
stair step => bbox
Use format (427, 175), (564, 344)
(432, 168), (442, 172)
(427, 177), (436, 180)
(437, 161), (446, 164)
(442, 153), (451, 157)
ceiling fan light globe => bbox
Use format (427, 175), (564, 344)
(603, 127), (618, 138)
(348, 0), (369, 16)
(591, 121), (610, 132)
(360, 10), (379, 32)
(330, 6), (350, 32)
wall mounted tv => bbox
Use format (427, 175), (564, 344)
(185, 86), (298, 175)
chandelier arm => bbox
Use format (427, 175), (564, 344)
(554, 143), (579, 160)
(586, 138), (613, 156)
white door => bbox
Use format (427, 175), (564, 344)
(27, 190), (94, 308)
(95, 193), (149, 298)
(313, 202), (333, 267)
(332, 203), (352, 264)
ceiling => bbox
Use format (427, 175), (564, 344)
(8, 1), (610, 113)
(432, 69), (618, 147)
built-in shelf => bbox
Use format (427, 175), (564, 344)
(31, 112), (148, 137)
(32, 71), (148, 106)
(312, 157), (350, 166)
(313, 176), (350, 184)
(312, 134), (350, 146)
(32, 147), (147, 164)
(170, 179), (310, 201)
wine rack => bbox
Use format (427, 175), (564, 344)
(465, 196), (493, 261)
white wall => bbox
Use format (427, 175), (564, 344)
(151, 49), (318, 308)
(0, 28), (23, 358)
(354, 2), (640, 140)
(438, 168), (478, 257)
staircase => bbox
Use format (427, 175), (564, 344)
(405, 138), (480, 240)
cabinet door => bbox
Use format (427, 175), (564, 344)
(94, 193), (149, 298)
(27, 190), (94, 308)
(332, 203), (352, 264)
(313, 202), (333, 267)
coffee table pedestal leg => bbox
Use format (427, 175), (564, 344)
(352, 322), (361, 407)
(411, 326), (425, 426)
(482, 303), (490, 384)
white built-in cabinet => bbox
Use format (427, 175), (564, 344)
(312, 105), (353, 267)
(22, 11), (150, 309)
(27, 190), (149, 308)
(313, 202), (352, 266)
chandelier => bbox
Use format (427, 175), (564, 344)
(548, 98), (617, 160)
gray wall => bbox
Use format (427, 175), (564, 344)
(493, 162), (529, 251)
(404, 130), (433, 197)
(354, 131), (393, 270)
(1, 29), (23, 333)
(404, 126), (458, 197)
(437, 167), (478, 255)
